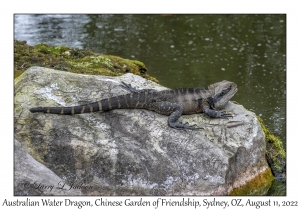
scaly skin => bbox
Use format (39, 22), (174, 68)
(30, 80), (238, 130)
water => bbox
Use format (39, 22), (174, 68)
(14, 14), (286, 195)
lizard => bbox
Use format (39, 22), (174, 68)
(29, 80), (237, 130)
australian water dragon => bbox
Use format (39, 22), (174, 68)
(30, 80), (237, 130)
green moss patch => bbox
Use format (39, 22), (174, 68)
(266, 179), (286, 196)
(229, 167), (274, 196)
(257, 116), (286, 178)
(14, 40), (158, 83)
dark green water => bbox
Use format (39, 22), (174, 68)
(14, 14), (286, 195)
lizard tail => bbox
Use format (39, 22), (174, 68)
(29, 101), (106, 115)
(29, 93), (142, 115)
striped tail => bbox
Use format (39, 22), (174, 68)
(29, 101), (103, 115)
(29, 92), (151, 115)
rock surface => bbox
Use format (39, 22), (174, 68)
(14, 66), (272, 195)
(14, 139), (81, 195)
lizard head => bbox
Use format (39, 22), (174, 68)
(207, 80), (238, 110)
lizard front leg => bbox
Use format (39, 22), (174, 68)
(202, 106), (233, 118)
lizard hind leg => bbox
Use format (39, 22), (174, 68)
(120, 81), (158, 93)
(161, 102), (199, 130)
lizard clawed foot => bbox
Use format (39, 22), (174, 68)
(219, 111), (234, 119)
(203, 107), (235, 119)
(120, 82), (139, 92)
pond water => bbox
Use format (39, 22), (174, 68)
(14, 14), (286, 195)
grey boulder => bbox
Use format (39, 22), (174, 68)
(14, 66), (272, 195)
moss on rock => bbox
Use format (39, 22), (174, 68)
(257, 116), (286, 178)
(14, 40), (158, 83)
(229, 167), (274, 196)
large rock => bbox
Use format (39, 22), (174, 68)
(14, 66), (272, 195)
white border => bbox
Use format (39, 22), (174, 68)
(2, 0), (299, 209)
